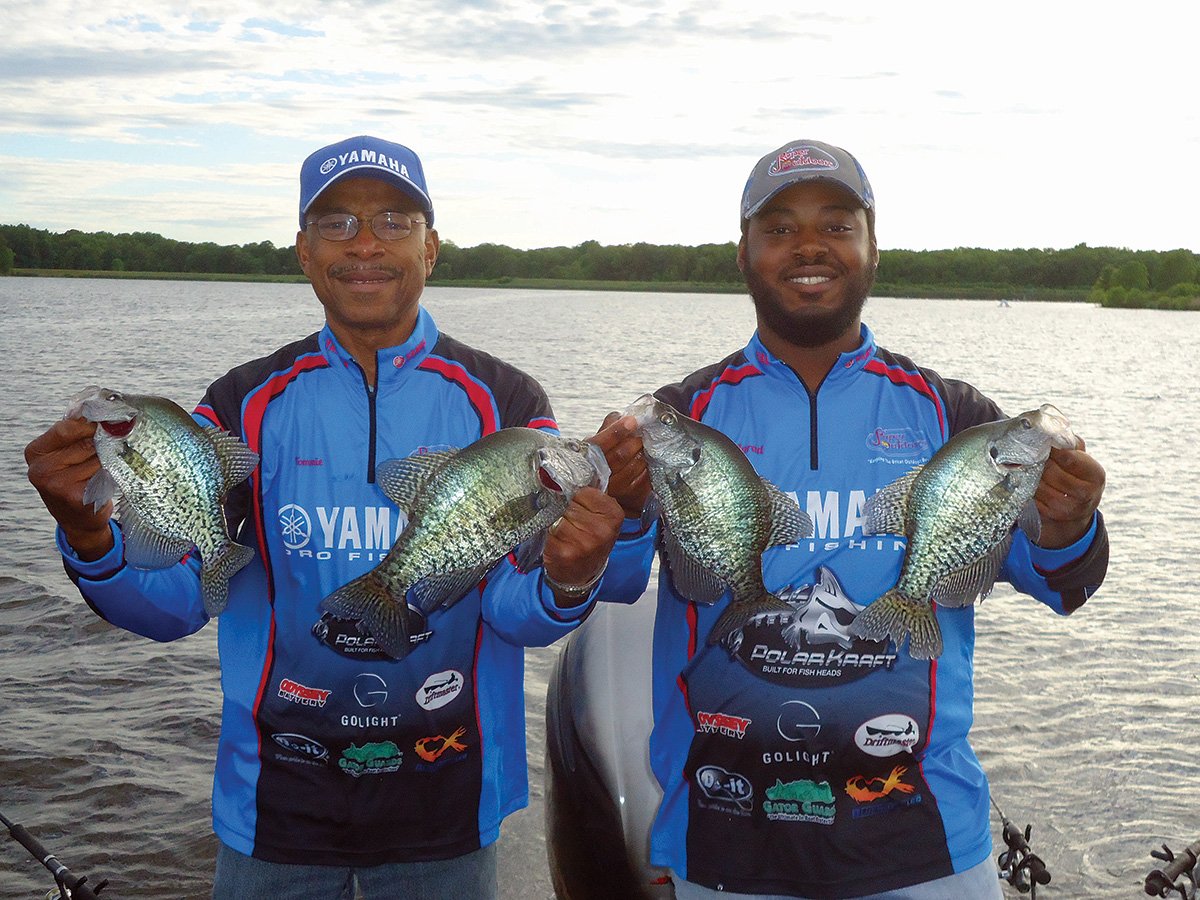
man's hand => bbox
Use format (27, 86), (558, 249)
(542, 487), (625, 605)
(588, 411), (650, 520)
(1034, 437), (1106, 549)
(25, 417), (115, 561)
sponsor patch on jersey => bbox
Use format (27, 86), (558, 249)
(312, 612), (430, 660)
(855, 714), (920, 757)
(695, 764), (753, 815)
(696, 711), (751, 739)
(416, 670), (465, 710)
(278, 677), (331, 707)
(339, 741), (403, 777)
(733, 567), (896, 686)
(845, 765), (924, 819)
(271, 732), (329, 764)
(762, 778), (836, 825)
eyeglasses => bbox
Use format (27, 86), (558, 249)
(304, 211), (427, 242)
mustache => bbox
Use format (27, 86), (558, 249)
(328, 264), (400, 278)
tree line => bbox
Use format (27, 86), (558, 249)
(1, 223), (1197, 308)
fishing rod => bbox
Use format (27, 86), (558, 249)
(1, 808), (108, 900)
(1144, 838), (1200, 899)
(990, 796), (1051, 897)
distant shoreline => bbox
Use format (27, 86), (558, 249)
(6, 268), (1099, 303)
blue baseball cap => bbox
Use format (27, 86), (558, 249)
(741, 140), (874, 224)
(299, 135), (434, 228)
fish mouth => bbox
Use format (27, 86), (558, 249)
(537, 466), (565, 492)
(100, 419), (137, 438)
(535, 443), (611, 494)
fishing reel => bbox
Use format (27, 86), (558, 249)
(994, 810), (1051, 896)
(1144, 840), (1200, 899)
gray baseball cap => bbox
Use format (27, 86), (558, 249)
(740, 140), (874, 222)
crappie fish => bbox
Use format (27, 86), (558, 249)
(68, 386), (259, 617)
(626, 394), (813, 649)
(320, 427), (610, 660)
(849, 404), (1079, 659)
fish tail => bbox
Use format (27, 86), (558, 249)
(199, 541), (255, 618)
(707, 593), (793, 650)
(850, 589), (944, 659)
(320, 574), (428, 660)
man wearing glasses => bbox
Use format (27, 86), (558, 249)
(25, 136), (634, 898)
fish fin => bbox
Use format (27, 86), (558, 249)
(1016, 499), (1042, 544)
(929, 535), (1012, 608)
(850, 589), (944, 659)
(115, 497), (192, 569)
(320, 573), (428, 660)
(208, 430), (260, 491)
(513, 530), (547, 574)
(376, 450), (460, 513)
(410, 564), (493, 614)
(640, 493), (664, 533)
(82, 469), (119, 513)
(707, 593), (794, 649)
(199, 541), (255, 617)
(660, 522), (727, 605)
(862, 468), (923, 536)
(763, 480), (813, 545)
(498, 492), (551, 521)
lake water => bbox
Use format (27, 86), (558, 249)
(0, 278), (1197, 899)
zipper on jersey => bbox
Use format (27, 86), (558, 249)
(359, 354), (379, 484)
(777, 358), (823, 470)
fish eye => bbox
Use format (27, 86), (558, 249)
(660, 413), (676, 426)
(988, 445), (999, 460)
(1020, 418), (1033, 429)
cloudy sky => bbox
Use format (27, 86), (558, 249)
(3, 1), (1196, 253)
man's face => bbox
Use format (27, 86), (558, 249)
(296, 176), (439, 349)
(738, 180), (878, 351)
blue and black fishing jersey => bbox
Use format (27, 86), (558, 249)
(57, 306), (611, 866)
(604, 324), (1108, 898)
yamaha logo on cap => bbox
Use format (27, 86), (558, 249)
(299, 135), (434, 227)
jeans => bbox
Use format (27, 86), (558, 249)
(211, 841), (498, 900)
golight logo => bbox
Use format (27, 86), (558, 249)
(354, 673), (389, 709)
(279, 504), (313, 550)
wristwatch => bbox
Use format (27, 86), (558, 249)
(544, 561), (608, 600)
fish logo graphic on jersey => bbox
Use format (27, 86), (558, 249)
(733, 567), (896, 686)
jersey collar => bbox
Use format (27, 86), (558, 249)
(745, 323), (878, 387)
(318, 306), (440, 390)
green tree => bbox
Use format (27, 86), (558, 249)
(1112, 260), (1150, 291)
(0, 236), (13, 274)
(1153, 249), (1198, 291)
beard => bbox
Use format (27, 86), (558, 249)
(745, 264), (875, 350)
